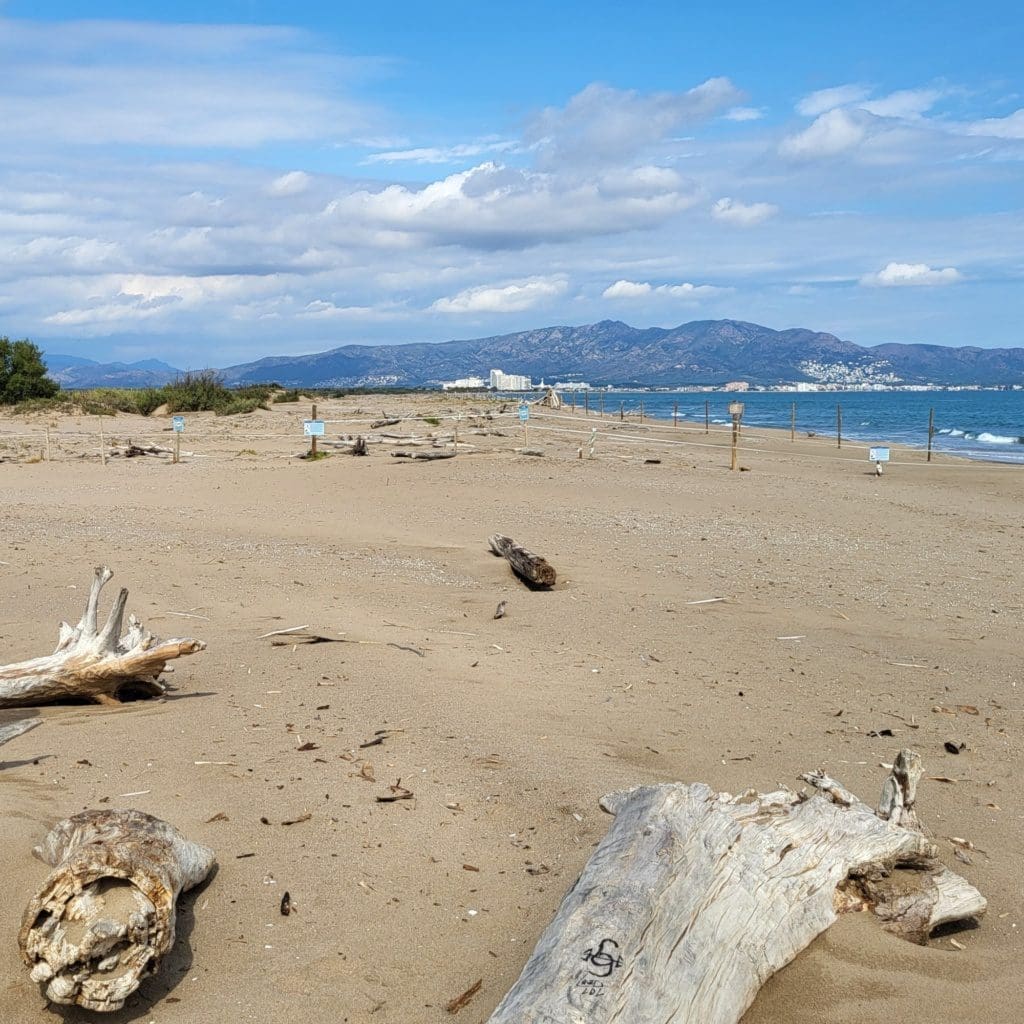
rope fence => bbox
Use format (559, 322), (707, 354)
(0, 403), (1017, 472)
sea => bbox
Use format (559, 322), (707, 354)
(518, 389), (1024, 465)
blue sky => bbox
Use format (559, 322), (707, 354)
(1, 2), (1022, 366)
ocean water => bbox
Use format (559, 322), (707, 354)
(549, 390), (1024, 464)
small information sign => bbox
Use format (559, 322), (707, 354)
(172, 416), (185, 433)
(518, 403), (530, 422)
(303, 420), (325, 437)
(869, 447), (891, 462)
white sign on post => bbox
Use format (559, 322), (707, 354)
(518, 403), (530, 422)
(172, 416), (185, 433)
(869, 447), (890, 462)
(303, 420), (325, 437)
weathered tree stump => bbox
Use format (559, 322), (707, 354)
(20, 809), (215, 1012)
(488, 535), (556, 588)
(487, 754), (984, 1024)
(0, 567), (205, 708)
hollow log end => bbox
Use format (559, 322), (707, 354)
(533, 563), (557, 587)
(20, 810), (215, 1011)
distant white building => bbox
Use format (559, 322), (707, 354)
(554, 380), (591, 391)
(441, 376), (487, 391)
(489, 368), (532, 391)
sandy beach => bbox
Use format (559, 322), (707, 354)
(1, 394), (1021, 1023)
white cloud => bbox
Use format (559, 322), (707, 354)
(859, 88), (944, 119)
(431, 276), (568, 313)
(325, 161), (700, 249)
(860, 262), (962, 287)
(964, 108), (1024, 139)
(362, 140), (519, 165)
(711, 197), (778, 226)
(300, 300), (383, 319)
(602, 279), (724, 300)
(723, 107), (764, 122)
(527, 78), (743, 168)
(269, 171), (312, 197)
(603, 279), (653, 298)
(796, 84), (871, 117)
(0, 19), (383, 148)
(779, 108), (867, 159)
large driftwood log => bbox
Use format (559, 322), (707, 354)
(0, 567), (205, 708)
(20, 809), (215, 1012)
(488, 754), (984, 1024)
(488, 534), (557, 588)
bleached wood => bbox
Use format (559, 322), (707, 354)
(0, 567), (205, 708)
(876, 748), (923, 829)
(20, 809), (215, 1012)
(488, 758), (985, 1024)
(0, 717), (40, 749)
(391, 450), (456, 461)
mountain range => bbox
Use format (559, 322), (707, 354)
(44, 355), (182, 388)
(45, 319), (1024, 389)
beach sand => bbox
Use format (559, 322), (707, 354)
(1, 395), (1021, 1023)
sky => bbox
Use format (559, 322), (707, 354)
(1, 2), (1022, 367)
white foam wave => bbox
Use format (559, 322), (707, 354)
(975, 432), (1020, 445)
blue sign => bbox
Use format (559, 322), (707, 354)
(869, 447), (890, 462)
(518, 403), (530, 422)
(303, 420), (325, 437)
(172, 416), (185, 433)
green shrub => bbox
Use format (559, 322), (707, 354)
(214, 397), (265, 416)
(161, 370), (232, 412)
(1, 338), (59, 404)
(131, 388), (165, 416)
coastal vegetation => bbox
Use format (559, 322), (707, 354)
(1, 358), (287, 417)
(0, 338), (59, 404)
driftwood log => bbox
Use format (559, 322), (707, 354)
(20, 809), (215, 1012)
(488, 534), (557, 588)
(0, 567), (205, 708)
(488, 753), (984, 1024)
(0, 716), (40, 749)
(391, 450), (456, 461)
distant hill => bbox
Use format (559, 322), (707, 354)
(44, 355), (182, 388)
(45, 320), (1024, 390)
(220, 319), (1024, 388)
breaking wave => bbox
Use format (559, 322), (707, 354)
(939, 428), (1024, 445)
